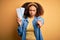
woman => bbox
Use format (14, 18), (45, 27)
(17, 2), (44, 40)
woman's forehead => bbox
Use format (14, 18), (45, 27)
(29, 6), (36, 10)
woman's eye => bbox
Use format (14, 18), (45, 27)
(29, 10), (35, 11)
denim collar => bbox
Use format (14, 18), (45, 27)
(25, 16), (38, 23)
(25, 16), (41, 22)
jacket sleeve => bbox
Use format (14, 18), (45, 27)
(37, 16), (44, 26)
(17, 25), (23, 36)
(17, 19), (24, 36)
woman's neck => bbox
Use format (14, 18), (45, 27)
(29, 16), (34, 19)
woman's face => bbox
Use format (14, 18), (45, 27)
(29, 6), (37, 17)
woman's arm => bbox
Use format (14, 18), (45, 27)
(37, 21), (42, 28)
(37, 16), (44, 28)
(17, 18), (23, 36)
(17, 18), (22, 26)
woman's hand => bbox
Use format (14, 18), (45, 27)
(37, 20), (42, 28)
(17, 18), (22, 26)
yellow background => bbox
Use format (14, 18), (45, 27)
(0, 0), (60, 40)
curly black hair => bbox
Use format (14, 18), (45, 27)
(21, 2), (44, 18)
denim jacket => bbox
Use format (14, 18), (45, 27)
(17, 16), (44, 40)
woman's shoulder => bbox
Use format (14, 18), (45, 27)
(36, 16), (44, 25)
(35, 16), (44, 20)
(22, 17), (28, 22)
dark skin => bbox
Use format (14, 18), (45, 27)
(17, 6), (42, 28)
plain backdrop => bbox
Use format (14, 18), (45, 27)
(0, 0), (60, 40)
